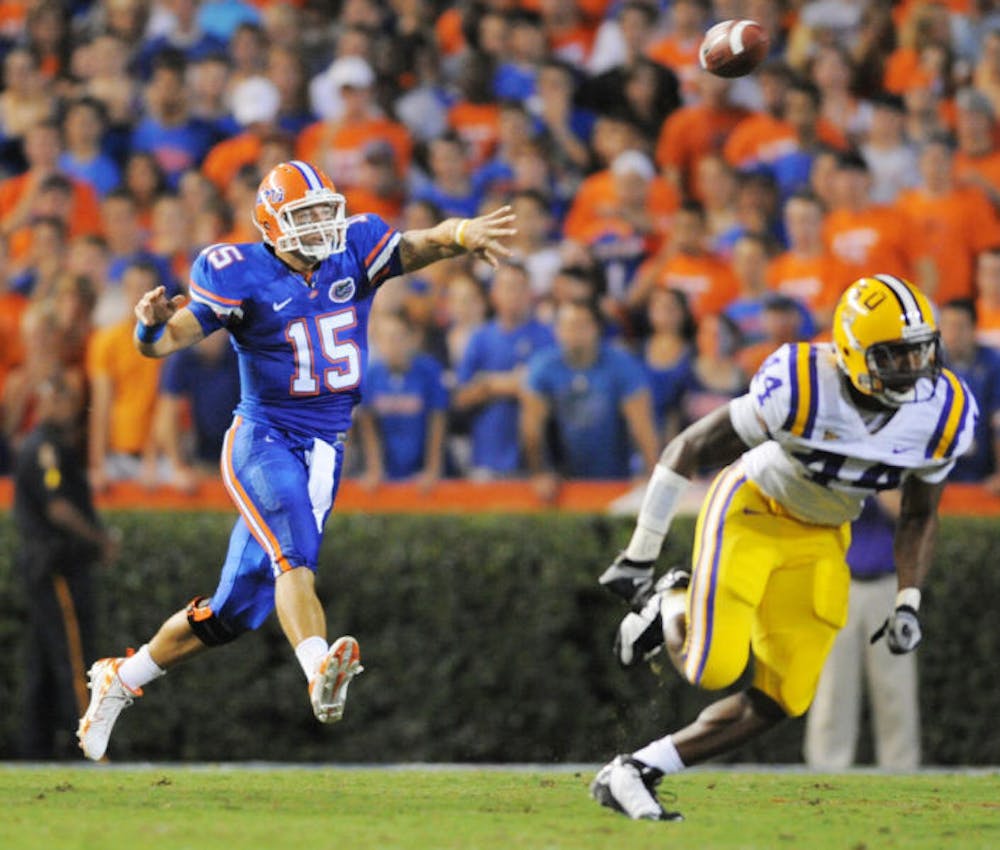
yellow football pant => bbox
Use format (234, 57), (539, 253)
(681, 462), (851, 717)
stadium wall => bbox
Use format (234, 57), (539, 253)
(1, 512), (998, 764)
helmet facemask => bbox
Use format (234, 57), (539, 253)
(863, 331), (941, 406)
(273, 190), (347, 261)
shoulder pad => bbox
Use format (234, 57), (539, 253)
(748, 343), (822, 439)
(923, 369), (979, 462)
(188, 243), (250, 320)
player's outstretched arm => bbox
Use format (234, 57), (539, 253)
(134, 285), (207, 358)
(399, 206), (516, 272)
(600, 403), (751, 603)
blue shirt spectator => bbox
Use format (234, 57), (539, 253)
(131, 54), (215, 186)
(454, 265), (555, 475)
(358, 311), (449, 486)
(360, 353), (449, 480)
(159, 333), (241, 465)
(522, 300), (659, 482)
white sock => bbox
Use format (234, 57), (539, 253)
(117, 644), (165, 692)
(295, 636), (328, 680)
(633, 735), (686, 775)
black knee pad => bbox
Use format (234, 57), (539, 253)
(186, 596), (242, 647)
(746, 687), (788, 722)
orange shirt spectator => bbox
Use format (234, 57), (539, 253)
(767, 253), (849, 323)
(86, 316), (162, 457)
(954, 149), (1000, 197)
(953, 87), (1000, 201)
(435, 7), (465, 58)
(630, 201), (739, 320)
(637, 251), (739, 321)
(895, 136), (1000, 303)
(296, 57), (412, 191)
(563, 163), (679, 244)
(202, 133), (263, 192)
(823, 206), (910, 282)
(0, 172), (100, 238)
(646, 0), (706, 99)
(297, 117), (412, 192)
(723, 113), (846, 170)
(0, 289), (28, 393)
(896, 185), (1000, 303)
(447, 101), (500, 170)
(823, 151), (911, 282)
(655, 74), (748, 193)
(343, 186), (403, 227)
(85, 262), (164, 491)
(201, 73), (283, 193)
(975, 247), (1000, 349)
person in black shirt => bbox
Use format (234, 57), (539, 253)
(13, 376), (118, 759)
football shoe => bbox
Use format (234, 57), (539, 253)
(77, 657), (141, 761)
(590, 754), (683, 821)
(309, 635), (363, 723)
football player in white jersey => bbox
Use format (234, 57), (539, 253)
(590, 274), (978, 821)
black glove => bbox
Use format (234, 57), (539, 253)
(870, 605), (922, 654)
(599, 551), (655, 609)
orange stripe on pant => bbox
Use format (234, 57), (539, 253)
(220, 416), (292, 572)
(52, 574), (89, 715)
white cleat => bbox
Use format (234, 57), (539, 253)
(77, 657), (141, 761)
(590, 755), (683, 821)
(309, 636), (363, 724)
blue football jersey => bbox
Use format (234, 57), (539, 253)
(185, 215), (403, 443)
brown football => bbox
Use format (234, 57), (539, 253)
(698, 19), (769, 79)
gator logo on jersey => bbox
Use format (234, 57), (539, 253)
(329, 277), (355, 303)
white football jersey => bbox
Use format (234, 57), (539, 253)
(729, 342), (979, 526)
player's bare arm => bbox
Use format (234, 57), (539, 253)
(399, 206), (516, 272)
(894, 476), (945, 592)
(134, 285), (207, 358)
(600, 403), (751, 604)
(658, 402), (751, 478)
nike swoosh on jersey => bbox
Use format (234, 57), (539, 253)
(272, 297), (293, 311)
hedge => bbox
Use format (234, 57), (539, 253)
(1, 511), (999, 764)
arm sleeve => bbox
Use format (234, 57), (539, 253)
(186, 246), (248, 331)
(914, 374), (980, 483)
(345, 214), (404, 292)
(741, 343), (806, 438)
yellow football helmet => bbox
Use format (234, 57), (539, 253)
(832, 274), (940, 406)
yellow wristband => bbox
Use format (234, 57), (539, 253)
(455, 219), (469, 248)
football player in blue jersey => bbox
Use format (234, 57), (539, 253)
(78, 160), (516, 760)
(589, 274), (978, 821)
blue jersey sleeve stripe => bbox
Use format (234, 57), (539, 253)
(189, 278), (243, 307)
(367, 231), (402, 279)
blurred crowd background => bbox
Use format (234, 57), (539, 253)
(3, 0), (1000, 494)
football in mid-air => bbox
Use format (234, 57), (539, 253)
(698, 19), (769, 78)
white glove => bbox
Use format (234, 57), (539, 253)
(871, 605), (922, 654)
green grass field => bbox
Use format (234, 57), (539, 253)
(1, 766), (997, 850)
